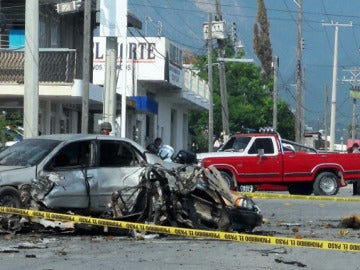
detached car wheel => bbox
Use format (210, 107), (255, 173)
(313, 172), (339, 196)
(0, 186), (23, 231)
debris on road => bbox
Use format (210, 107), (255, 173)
(339, 214), (360, 229)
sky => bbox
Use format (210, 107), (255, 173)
(129, 0), (360, 141)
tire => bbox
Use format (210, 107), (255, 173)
(0, 186), (22, 207)
(313, 172), (339, 196)
(219, 171), (235, 189)
(288, 183), (313, 195)
(238, 185), (257, 193)
(0, 186), (23, 231)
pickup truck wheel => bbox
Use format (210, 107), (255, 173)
(219, 171), (235, 189)
(313, 172), (339, 195)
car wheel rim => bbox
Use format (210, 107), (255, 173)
(320, 177), (336, 194)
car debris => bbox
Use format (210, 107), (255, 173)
(0, 164), (263, 235)
(274, 257), (307, 268)
(109, 164), (263, 233)
(338, 214), (360, 229)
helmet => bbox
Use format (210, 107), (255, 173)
(100, 122), (112, 131)
(158, 145), (174, 160)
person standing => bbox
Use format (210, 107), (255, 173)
(350, 143), (360, 195)
(352, 143), (360, 153)
(100, 122), (112, 135)
(146, 137), (162, 154)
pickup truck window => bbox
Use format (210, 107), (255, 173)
(248, 138), (274, 154)
(221, 136), (251, 152)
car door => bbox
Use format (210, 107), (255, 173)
(92, 139), (146, 213)
(41, 140), (96, 210)
(238, 137), (282, 183)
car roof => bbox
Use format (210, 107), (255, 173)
(230, 133), (278, 138)
(27, 134), (147, 151)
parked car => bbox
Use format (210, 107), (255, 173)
(0, 134), (262, 233)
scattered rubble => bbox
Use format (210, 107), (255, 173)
(338, 214), (360, 229)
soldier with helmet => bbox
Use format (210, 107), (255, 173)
(100, 122), (112, 135)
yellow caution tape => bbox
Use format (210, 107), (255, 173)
(242, 192), (360, 202)
(0, 206), (360, 252)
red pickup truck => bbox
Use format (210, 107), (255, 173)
(198, 132), (360, 195)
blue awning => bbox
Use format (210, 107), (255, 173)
(130, 96), (158, 114)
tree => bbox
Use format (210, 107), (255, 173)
(0, 111), (23, 150)
(253, 0), (273, 83)
(189, 41), (295, 151)
(188, 7), (294, 150)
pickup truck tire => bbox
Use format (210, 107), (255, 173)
(219, 171), (235, 189)
(313, 172), (339, 196)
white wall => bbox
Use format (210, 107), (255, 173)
(157, 98), (188, 153)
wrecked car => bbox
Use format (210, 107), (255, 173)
(0, 134), (262, 233)
(109, 164), (262, 232)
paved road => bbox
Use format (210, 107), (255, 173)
(0, 186), (359, 270)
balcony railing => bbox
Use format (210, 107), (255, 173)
(0, 48), (77, 83)
(184, 69), (209, 101)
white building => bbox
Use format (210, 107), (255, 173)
(0, 1), (209, 152)
(92, 36), (209, 151)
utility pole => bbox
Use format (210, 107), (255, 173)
(301, 66), (305, 135)
(81, 0), (91, 133)
(207, 13), (214, 152)
(120, 18), (128, 138)
(342, 67), (360, 144)
(24, 0), (39, 138)
(324, 84), (328, 150)
(295, 0), (303, 144)
(272, 57), (279, 130)
(100, 0), (128, 137)
(322, 21), (352, 151)
(215, 0), (229, 137)
(103, 37), (117, 132)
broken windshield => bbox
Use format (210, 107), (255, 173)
(0, 139), (61, 166)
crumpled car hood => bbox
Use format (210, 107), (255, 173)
(0, 166), (36, 186)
